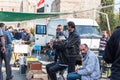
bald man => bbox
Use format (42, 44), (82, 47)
(67, 44), (100, 80)
(22, 29), (33, 44)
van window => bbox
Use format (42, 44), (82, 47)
(76, 25), (100, 37)
(63, 25), (67, 30)
(36, 25), (46, 34)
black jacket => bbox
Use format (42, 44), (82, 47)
(53, 41), (68, 65)
(103, 28), (120, 80)
(53, 31), (68, 64)
(65, 30), (80, 57)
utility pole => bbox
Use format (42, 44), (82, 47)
(95, 11), (111, 36)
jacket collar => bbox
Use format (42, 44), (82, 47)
(83, 50), (90, 61)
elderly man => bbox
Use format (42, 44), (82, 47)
(67, 44), (100, 80)
(22, 28), (33, 45)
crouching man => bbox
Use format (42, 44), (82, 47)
(67, 44), (100, 80)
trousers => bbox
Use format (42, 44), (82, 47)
(67, 72), (81, 80)
(0, 48), (12, 80)
(46, 62), (67, 80)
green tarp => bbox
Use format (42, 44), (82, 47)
(0, 11), (70, 22)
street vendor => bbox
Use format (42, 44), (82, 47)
(22, 28), (34, 45)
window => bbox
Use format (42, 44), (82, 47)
(75, 25), (101, 37)
(36, 25), (46, 34)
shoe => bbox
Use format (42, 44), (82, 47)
(6, 75), (13, 80)
(108, 76), (110, 78)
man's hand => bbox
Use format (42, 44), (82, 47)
(21, 40), (25, 44)
(75, 68), (80, 73)
(22, 40), (27, 44)
(56, 38), (62, 42)
(1, 46), (6, 53)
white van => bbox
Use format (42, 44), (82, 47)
(46, 18), (101, 52)
(35, 19), (48, 46)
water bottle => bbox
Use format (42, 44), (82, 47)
(37, 56), (41, 61)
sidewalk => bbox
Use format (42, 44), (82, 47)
(2, 66), (26, 80)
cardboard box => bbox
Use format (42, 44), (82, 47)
(31, 79), (42, 80)
(30, 70), (42, 74)
(26, 70), (42, 80)
(33, 73), (46, 78)
(26, 70), (47, 80)
(33, 74), (48, 80)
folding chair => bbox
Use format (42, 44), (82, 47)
(33, 45), (41, 61)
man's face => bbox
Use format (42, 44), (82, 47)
(9, 28), (13, 32)
(57, 26), (62, 32)
(2, 24), (6, 30)
(102, 31), (107, 37)
(80, 45), (88, 56)
(25, 29), (30, 34)
(67, 26), (71, 32)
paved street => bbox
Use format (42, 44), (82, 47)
(2, 67), (26, 80)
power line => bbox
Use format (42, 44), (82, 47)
(72, 3), (120, 14)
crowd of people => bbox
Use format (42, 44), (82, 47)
(1, 21), (120, 80)
(0, 23), (33, 80)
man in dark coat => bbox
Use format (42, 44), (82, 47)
(65, 21), (80, 73)
(103, 26), (120, 80)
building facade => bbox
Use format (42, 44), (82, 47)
(0, 0), (37, 13)
(0, 0), (38, 28)
(51, 0), (101, 19)
(0, 0), (20, 12)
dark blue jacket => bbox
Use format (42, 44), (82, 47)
(14, 32), (21, 40)
(2, 30), (11, 48)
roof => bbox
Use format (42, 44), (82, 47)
(66, 18), (99, 26)
(0, 11), (69, 22)
(49, 18), (99, 26)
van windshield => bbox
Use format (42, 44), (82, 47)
(75, 25), (101, 37)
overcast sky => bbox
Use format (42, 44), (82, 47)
(114, 0), (120, 12)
